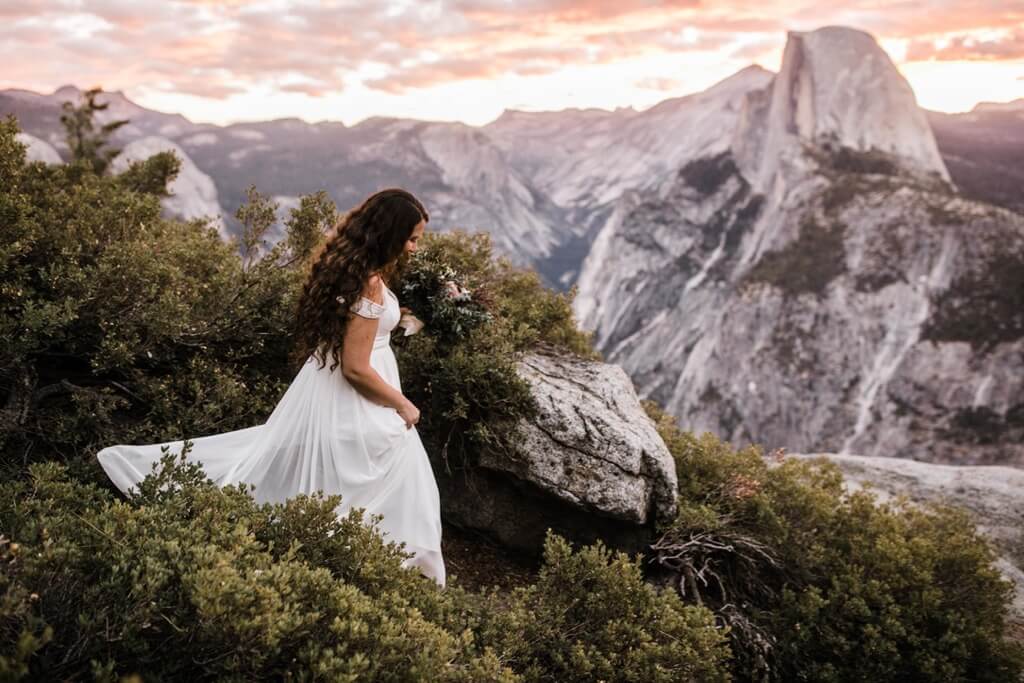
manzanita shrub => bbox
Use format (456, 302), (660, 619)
(645, 401), (1024, 682)
(0, 449), (729, 682)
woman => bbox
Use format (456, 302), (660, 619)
(97, 188), (446, 587)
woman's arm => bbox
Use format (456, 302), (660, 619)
(341, 276), (419, 426)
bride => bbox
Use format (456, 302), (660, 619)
(97, 188), (446, 587)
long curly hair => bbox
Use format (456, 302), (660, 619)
(293, 188), (429, 371)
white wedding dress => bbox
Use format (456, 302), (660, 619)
(97, 283), (446, 587)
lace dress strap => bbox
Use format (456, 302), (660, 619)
(348, 295), (386, 319)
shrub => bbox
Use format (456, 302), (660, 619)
(921, 247), (1024, 352)
(0, 117), (329, 472)
(645, 401), (1024, 682)
(0, 449), (732, 682)
(0, 451), (517, 682)
(469, 530), (731, 683)
(743, 216), (847, 298)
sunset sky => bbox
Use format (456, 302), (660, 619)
(2, 1), (1023, 126)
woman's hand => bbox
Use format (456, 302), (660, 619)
(397, 400), (420, 429)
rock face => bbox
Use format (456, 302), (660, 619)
(414, 121), (565, 265)
(434, 351), (678, 556)
(15, 132), (62, 164)
(109, 136), (228, 237)
(735, 27), (949, 190)
(485, 66), (774, 284)
(792, 453), (1024, 636)
(575, 26), (1024, 467)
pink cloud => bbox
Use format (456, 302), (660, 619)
(2, 0), (1023, 105)
(906, 30), (1024, 61)
(635, 76), (684, 90)
(455, 0), (701, 23)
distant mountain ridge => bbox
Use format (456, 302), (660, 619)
(5, 28), (1023, 467)
(5, 62), (1021, 286)
(2, 85), (569, 276)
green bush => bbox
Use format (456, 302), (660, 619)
(0, 451), (732, 681)
(1, 115), (594, 483)
(0, 450), (516, 682)
(479, 531), (731, 683)
(0, 117), (324, 473)
(645, 401), (1024, 682)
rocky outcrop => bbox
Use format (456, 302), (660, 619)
(109, 136), (228, 237)
(575, 26), (1024, 467)
(486, 66), (774, 285)
(15, 132), (62, 164)
(434, 351), (678, 556)
(734, 26), (949, 190)
(791, 453), (1024, 636)
(415, 121), (565, 265)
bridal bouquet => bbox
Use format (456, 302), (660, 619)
(396, 253), (492, 345)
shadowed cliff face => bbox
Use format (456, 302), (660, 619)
(576, 26), (1024, 467)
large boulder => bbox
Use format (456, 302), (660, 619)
(792, 453), (1024, 639)
(435, 351), (678, 557)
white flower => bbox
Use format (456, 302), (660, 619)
(399, 312), (425, 336)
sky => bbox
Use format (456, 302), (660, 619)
(2, 0), (1024, 127)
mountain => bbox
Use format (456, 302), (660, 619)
(574, 26), (1024, 467)
(483, 66), (774, 284)
(927, 105), (1024, 216)
(3, 27), (1023, 466)
(176, 116), (566, 264)
(3, 63), (1020, 287)
(2, 89), (567, 274)
(973, 98), (1024, 113)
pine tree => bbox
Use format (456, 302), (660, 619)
(59, 86), (128, 174)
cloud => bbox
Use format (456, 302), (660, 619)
(2, 0), (1024, 108)
(906, 30), (1024, 61)
(634, 76), (684, 91)
(453, 0), (701, 23)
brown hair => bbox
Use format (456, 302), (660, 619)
(293, 188), (428, 371)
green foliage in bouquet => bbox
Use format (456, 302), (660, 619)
(397, 252), (493, 347)
(0, 453), (729, 682)
(393, 232), (596, 472)
(644, 401), (1024, 682)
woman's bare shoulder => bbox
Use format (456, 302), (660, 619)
(361, 274), (384, 304)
